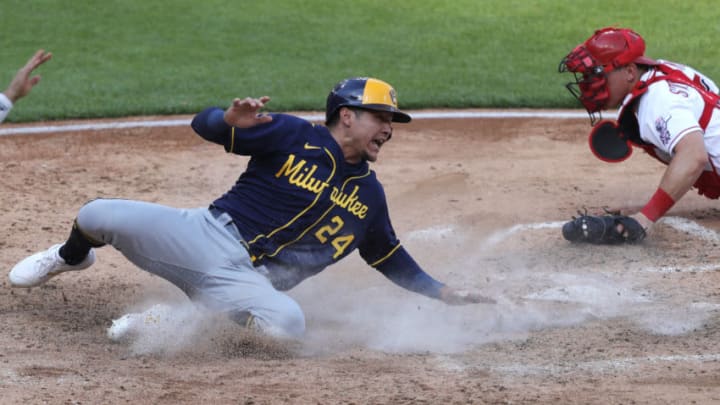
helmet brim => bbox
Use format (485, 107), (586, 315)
(634, 56), (658, 66)
(357, 104), (412, 123)
(391, 111), (412, 123)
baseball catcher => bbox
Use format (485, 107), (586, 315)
(562, 210), (646, 244)
(559, 26), (720, 242)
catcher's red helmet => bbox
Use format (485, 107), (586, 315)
(559, 27), (658, 123)
(325, 77), (411, 125)
(583, 27), (657, 70)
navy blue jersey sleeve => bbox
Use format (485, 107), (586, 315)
(191, 107), (232, 147)
(191, 107), (306, 155)
(358, 187), (445, 299)
(372, 246), (445, 299)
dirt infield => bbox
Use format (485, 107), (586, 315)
(1, 112), (719, 404)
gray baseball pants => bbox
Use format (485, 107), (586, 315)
(76, 198), (305, 338)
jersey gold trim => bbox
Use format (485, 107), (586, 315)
(248, 148), (337, 246)
(369, 243), (402, 267)
(259, 167), (372, 261)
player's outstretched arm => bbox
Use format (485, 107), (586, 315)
(223, 96), (274, 128)
(628, 130), (708, 232)
(3, 49), (52, 103)
(439, 286), (496, 305)
(372, 245), (496, 305)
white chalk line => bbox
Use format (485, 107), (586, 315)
(690, 302), (720, 310)
(0, 119), (191, 136)
(523, 284), (652, 304)
(642, 216), (720, 273)
(405, 220), (564, 249)
(644, 264), (720, 273)
(0, 109), (593, 137)
(660, 216), (720, 242)
(491, 353), (720, 376)
(406, 225), (456, 241)
(474, 216), (719, 273)
(482, 221), (565, 248)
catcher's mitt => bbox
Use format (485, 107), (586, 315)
(562, 210), (646, 244)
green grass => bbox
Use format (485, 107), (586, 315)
(1, 0), (719, 122)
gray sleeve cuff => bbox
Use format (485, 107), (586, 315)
(0, 93), (13, 123)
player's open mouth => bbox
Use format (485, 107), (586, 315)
(372, 138), (386, 148)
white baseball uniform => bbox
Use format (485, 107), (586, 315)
(626, 60), (720, 170)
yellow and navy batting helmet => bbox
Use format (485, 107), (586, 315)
(325, 77), (411, 124)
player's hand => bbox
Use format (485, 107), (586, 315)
(439, 286), (496, 305)
(4, 49), (52, 102)
(608, 210), (653, 236)
(223, 96), (274, 128)
(583, 207), (653, 238)
(630, 212), (653, 231)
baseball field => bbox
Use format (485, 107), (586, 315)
(1, 111), (719, 403)
(2, 1), (720, 404)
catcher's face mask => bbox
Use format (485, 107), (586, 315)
(559, 45), (609, 124)
(559, 27), (658, 125)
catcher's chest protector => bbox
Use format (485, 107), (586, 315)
(617, 63), (720, 199)
(620, 63), (719, 133)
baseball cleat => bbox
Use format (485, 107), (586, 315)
(107, 304), (174, 342)
(9, 244), (96, 288)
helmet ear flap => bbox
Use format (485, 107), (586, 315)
(588, 120), (633, 162)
